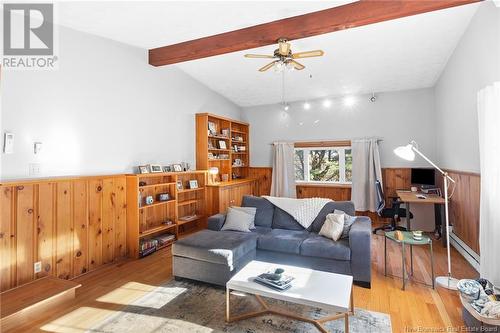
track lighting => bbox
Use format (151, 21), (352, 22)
(370, 93), (377, 103)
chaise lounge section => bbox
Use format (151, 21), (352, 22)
(172, 195), (372, 288)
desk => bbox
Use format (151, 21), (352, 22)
(396, 190), (447, 247)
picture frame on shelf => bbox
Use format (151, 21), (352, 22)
(176, 180), (183, 190)
(189, 180), (198, 189)
(173, 164), (183, 172)
(218, 140), (227, 149)
(221, 128), (230, 137)
(150, 164), (163, 173)
(138, 165), (150, 174)
(222, 174), (229, 182)
(233, 158), (242, 166)
(163, 165), (171, 173)
(208, 121), (217, 135)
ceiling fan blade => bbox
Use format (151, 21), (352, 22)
(259, 61), (278, 72)
(278, 41), (291, 56)
(289, 60), (305, 70)
(244, 54), (275, 59)
(292, 50), (324, 59)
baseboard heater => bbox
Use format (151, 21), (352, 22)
(449, 228), (480, 272)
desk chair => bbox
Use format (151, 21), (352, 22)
(373, 180), (413, 234)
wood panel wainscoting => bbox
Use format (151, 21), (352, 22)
(248, 167), (272, 196)
(437, 170), (481, 254)
(0, 175), (127, 292)
(248, 167), (352, 201)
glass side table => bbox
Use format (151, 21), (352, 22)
(384, 231), (435, 290)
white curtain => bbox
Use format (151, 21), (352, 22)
(477, 82), (500, 288)
(351, 138), (382, 212)
(270, 142), (296, 198)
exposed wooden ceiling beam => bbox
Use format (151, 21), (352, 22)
(149, 0), (481, 67)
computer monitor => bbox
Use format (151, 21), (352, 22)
(411, 168), (435, 186)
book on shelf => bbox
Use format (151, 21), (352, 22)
(155, 233), (175, 246)
(179, 214), (199, 222)
(254, 272), (295, 291)
(139, 233), (176, 257)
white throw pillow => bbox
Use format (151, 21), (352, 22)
(319, 212), (345, 241)
(221, 206), (256, 232)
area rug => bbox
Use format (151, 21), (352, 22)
(88, 280), (391, 333)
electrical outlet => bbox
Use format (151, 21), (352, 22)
(29, 163), (41, 176)
(34, 261), (42, 273)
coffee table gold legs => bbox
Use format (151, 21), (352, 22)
(226, 288), (352, 332)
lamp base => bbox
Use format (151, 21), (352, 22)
(435, 276), (459, 290)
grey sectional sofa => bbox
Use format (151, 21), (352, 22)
(172, 195), (372, 288)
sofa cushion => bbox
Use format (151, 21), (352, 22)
(242, 195), (275, 228)
(272, 207), (306, 231)
(300, 233), (351, 261)
(172, 230), (256, 268)
(251, 226), (272, 236)
(311, 201), (356, 233)
(257, 228), (309, 254)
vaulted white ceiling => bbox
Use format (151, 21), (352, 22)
(56, 1), (479, 107)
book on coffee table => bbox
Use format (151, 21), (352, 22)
(254, 273), (295, 291)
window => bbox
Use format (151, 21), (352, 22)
(294, 146), (352, 184)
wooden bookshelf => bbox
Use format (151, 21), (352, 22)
(196, 113), (250, 180)
(126, 171), (207, 259)
(196, 113), (258, 215)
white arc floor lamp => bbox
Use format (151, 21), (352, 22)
(394, 140), (458, 290)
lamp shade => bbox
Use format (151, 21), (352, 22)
(394, 144), (416, 161)
(209, 167), (219, 175)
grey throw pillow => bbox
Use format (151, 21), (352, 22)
(334, 209), (356, 239)
(221, 206), (256, 232)
(230, 206), (257, 229)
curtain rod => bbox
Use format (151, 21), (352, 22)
(269, 138), (383, 145)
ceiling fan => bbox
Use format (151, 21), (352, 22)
(244, 38), (324, 72)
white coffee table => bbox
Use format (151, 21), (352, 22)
(226, 260), (354, 333)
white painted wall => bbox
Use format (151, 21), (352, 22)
(435, 1), (500, 173)
(242, 88), (436, 168)
(1, 26), (241, 180)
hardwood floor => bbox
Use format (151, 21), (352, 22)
(5, 230), (477, 333)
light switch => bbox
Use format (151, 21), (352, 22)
(3, 132), (14, 154)
(34, 142), (42, 154)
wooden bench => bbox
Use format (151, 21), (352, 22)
(0, 277), (81, 332)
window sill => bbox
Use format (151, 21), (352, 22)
(295, 182), (352, 188)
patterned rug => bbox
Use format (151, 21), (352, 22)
(88, 280), (391, 333)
